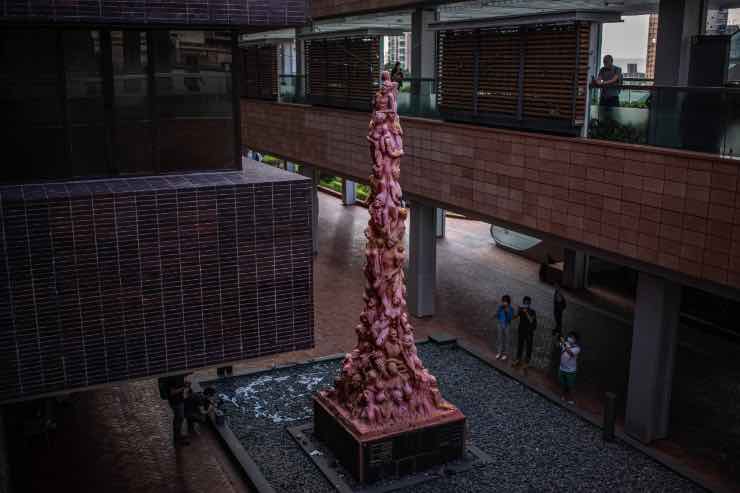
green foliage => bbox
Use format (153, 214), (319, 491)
(319, 173), (343, 193)
(356, 184), (370, 201)
(588, 118), (647, 145)
(261, 154), (281, 165)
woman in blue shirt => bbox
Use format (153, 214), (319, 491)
(495, 294), (515, 361)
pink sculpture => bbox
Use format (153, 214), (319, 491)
(317, 71), (459, 436)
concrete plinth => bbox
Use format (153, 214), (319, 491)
(313, 394), (466, 484)
(625, 272), (681, 443)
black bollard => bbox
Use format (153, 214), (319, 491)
(603, 392), (616, 442)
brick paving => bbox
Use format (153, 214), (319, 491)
(6, 380), (249, 493)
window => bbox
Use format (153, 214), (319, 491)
(0, 29), (238, 184)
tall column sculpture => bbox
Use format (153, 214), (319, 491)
(314, 73), (464, 483)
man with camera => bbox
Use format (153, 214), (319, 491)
(512, 296), (537, 369)
(558, 331), (581, 405)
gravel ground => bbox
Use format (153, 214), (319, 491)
(209, 343), (704, 493)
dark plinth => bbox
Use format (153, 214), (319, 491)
(313, 396), (466, 484)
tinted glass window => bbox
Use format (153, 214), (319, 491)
(156, 31), (234, 172)
(0, 30), (65, 182)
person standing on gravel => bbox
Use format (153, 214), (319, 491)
(513, 296), (537, 368)
(495, 295), (515, 361)
(558, 331), (581, 404)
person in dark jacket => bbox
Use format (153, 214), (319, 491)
(553, 284), (567, 336)
(513, 296), (537, 368)
(163, 374), (190, 446)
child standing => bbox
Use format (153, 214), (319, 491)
(495, 295), (515, 361)
(558, 331), (581, 404)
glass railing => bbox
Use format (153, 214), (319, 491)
(278, 74), (306, 103)
(396, 78), (439, 118)
(268, 75), (738, 158)
(588, 85), (740, 157)
(277, 75), (439, 117)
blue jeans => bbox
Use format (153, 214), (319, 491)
(497, 322), (509, 355)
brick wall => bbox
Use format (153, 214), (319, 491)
(310, 0), (422, 19)
(0, 166), (314, 402)
(242, 100), (740, 292)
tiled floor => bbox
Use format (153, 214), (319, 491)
(6, 191), (739, 492)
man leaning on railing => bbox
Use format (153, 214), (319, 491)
(591, 54), (623, 108)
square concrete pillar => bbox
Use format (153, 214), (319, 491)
(411, 8), (437, 79)
(300, 165), (319, 255)
(562, 248), (588, 290)
(407, 201), (436, 317)
(625, 272), (682, 443)
(435, 208), (446, 238)
(342, 178), (357, 206)
(654, 0), (706, 85)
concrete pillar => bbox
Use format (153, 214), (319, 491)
(562, 248), (588, 290)
(407, 201), (436, 317)
(625, 272), (681, 443)
(300, 165), (319, 255)
(0, 408), (8, 493)
(435, 208), (446, 238)
(654, 0), (706, 85)
(411, 8), (437, 78)
(341, 178), (357, 206)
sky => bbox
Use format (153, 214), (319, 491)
(601, 15), (650, 72)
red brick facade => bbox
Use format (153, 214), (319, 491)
(242, 100), (740, 292)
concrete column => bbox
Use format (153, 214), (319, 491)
(562, 248), (588, 290)
(625, 272), (682, 443)
(0, 408), (8, 493)
(411, 8), (437, 78)
(341, 178), (357, 206)
(300, 165), (319, 255)
(407, 201), (436, 317)
(654, 0), (706, 85)
(435, 208), (446, 238)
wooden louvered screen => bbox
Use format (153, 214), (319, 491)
(438, 22), (592, 133)
(522, 23), (587, 122)
(438, 30), (477, 113)
(478, 28), (521, 116)
(305, 36), (380, 110)
(242, 45), (278, 100)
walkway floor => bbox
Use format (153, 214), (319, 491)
(6, 191), (739, 492)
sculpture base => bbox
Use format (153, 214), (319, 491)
(313, 393), (466, 484)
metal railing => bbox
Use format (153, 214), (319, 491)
(588, 85), (740, 157)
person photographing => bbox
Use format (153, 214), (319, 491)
(558, 331), (581, 405)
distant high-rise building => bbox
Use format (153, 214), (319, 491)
(385, 33), (411, 71)
(627, 63), (637, 74)
(646, 14), (658, 79)
(706, 8), (730, 34)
